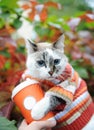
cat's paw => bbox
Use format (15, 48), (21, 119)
(31, 97), (50, 120)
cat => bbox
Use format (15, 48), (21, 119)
(23, 34), (94, 130)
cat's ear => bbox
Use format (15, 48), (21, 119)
(53, 34), (65, 52)
(26, 40), (38, 54)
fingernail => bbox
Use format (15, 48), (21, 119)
(48, 117), (56, 125)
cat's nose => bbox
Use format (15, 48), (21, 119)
(48, 71), (53, 76)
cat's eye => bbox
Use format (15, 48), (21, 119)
(37, 60), (45, 67)
(54, 59), (60, 65)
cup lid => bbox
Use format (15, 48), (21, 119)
(11, 78), (38, 99)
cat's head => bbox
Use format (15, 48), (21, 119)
(26, 34), (68, 80)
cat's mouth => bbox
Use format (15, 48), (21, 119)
(47, 76), (55, 80)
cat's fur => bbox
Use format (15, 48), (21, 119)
(25, 35), (94, 130)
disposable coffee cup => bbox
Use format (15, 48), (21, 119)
(12, 78), (54, 124)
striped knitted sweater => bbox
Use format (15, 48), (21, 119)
(22, 63), (94, 130)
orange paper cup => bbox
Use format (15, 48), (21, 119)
(12, 78), (54, 124)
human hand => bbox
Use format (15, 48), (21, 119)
(18, 119), (56, 130)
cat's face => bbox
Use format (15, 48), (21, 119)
(26, 35), (68, 80)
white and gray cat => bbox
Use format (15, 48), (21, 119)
(26, 35), (67, 119)
(25, 34), (94, 130)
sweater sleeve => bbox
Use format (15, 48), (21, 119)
(45, 71), (80, 105)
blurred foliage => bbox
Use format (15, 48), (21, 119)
(0, 0), (23, 29)
(0, 117), (17, 130)
(21, 0), (94, 81)
(0, 0), (94, 128)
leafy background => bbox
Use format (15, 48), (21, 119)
(0, 0), (94, 129)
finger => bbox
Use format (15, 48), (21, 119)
(37, 119), (56, 129)
(21, 119), (27, 126)
(18, 119), (27, 129)
(46, 128), (52, 130)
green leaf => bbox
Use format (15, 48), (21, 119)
(70, 59), (84, 67)
(0, 50), (10, 58)
(86, 22), (94, 29)
(75, 67), (89, 79)
(4, 61), (11, 70)
(0, 117), (17, 130)
(76, 20), (87, 31)
(0, 0), (19, 9)
(0, 10), (10, 20)
(38, 0), (49, 3)
(12, 18), (22, 29)
(34, 24), (50, 37)
(70, 59), (89, 79)
(0, 18), (5, 28)
(16, 45), (25, 54)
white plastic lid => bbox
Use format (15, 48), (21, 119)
(11, 78), (38, 99)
